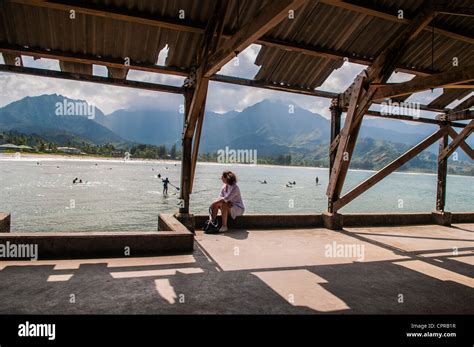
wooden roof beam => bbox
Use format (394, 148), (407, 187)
(452, 95), (474, 112)
(443, 110), (474, 122)
(0, 43), (189, 76)
(0, 64), (184, 94)
(204, 0), (307, 77)
(0, 43), (451, 114)
(9, 0), (447, 77)
(319, 0), (474, 45)
(12, 0), (474, 45)
(373, 65), (474, 101)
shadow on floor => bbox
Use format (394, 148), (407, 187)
(0, 235), (473, 314)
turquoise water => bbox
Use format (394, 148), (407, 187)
(0, 158), (473, 232)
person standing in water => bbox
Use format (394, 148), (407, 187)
(162, 177), (170, 195)
(316, 176), (319, 185)
(207, 171), (245, 233)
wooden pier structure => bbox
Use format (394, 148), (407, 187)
(0, 0), (473, 237)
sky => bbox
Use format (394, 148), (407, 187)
(0, 44), (471, 119)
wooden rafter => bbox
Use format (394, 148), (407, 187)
(365, 111), (467, 128)
(452, 95), (474, 112)
(0, 43), (190, 77)
(319, 0), (474, 45)
(333, 127), (448, 211)
(7, 0), (434, 77)
(439, 119), (474, 162)
(445, 110), (474, 122)
(11, 0), (474, 47)
(204, 0), (307, 77)
(373, 65), (474, 101)
(259, 37), (436, 76)
(0, 42), (453, 115)
(0, 64), (184, 94)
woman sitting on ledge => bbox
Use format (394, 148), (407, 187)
(206, 170), (245, 233)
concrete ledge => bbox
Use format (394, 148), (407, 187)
(158, 213), (193, 234)
(1, 215), (194, 260)
(343, 212), (434, 227)
(173, 213), (196, 233)
(452, 212), (474, 224)
(432, 211), (452, 226)
(322, 212), (343, 230)
(192, 212), (474, 230)
(194, 213), (323, 230)
(0, 213), (10, 233)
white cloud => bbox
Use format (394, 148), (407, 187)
(0, 50), (366, 117)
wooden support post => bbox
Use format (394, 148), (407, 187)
(326, 8), (436, 214)
(436, 126), (449, 212)
(327, 73), (366, 212)
(190, 92), (207, 194)
(178, 0), (227, 214)
(179, 89), (194, 214)
(329, 97), (342, 173)
(328, 97), (342, 211)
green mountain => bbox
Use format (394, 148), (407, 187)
(0, 94), (125, 145)
(0, 95), (472, 175)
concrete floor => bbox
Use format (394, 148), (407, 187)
(0, 224), (473, 314)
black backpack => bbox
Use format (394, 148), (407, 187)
(203, 207), (220, 233)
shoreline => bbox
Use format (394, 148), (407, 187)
(0, 152), (472, 178)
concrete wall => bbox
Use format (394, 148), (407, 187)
(452, 212), (474, 224)
(0, 213), (10, 233)
(194, 213), (323, 230)
(192, 212), (474, 230)
(342, 213), (434, 227)
(0, 215), (194, 260)
(0, 231), (193, 259)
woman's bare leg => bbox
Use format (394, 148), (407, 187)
(221, 202), (230, 228)
(210, 201), (221, 222)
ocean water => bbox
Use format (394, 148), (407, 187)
(0, 157), (473, 232)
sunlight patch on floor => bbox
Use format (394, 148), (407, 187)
(253, 269), (350, 312)
(395, 260), (474, 288)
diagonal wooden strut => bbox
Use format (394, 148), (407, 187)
(446, 126), (474, 160)
(333, 127), (448, 211)
(326, 7), (437, 213)
(326, 73), (366, 198)
(439, 119), (474, 162)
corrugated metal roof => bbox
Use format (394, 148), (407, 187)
(0, 0), (472, 105)
(428, 88), (472, 109)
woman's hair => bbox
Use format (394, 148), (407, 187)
(222, 170), (237, 185)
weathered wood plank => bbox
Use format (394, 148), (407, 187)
(0, 64), (184, 93)
(373, 65), (474, 101)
